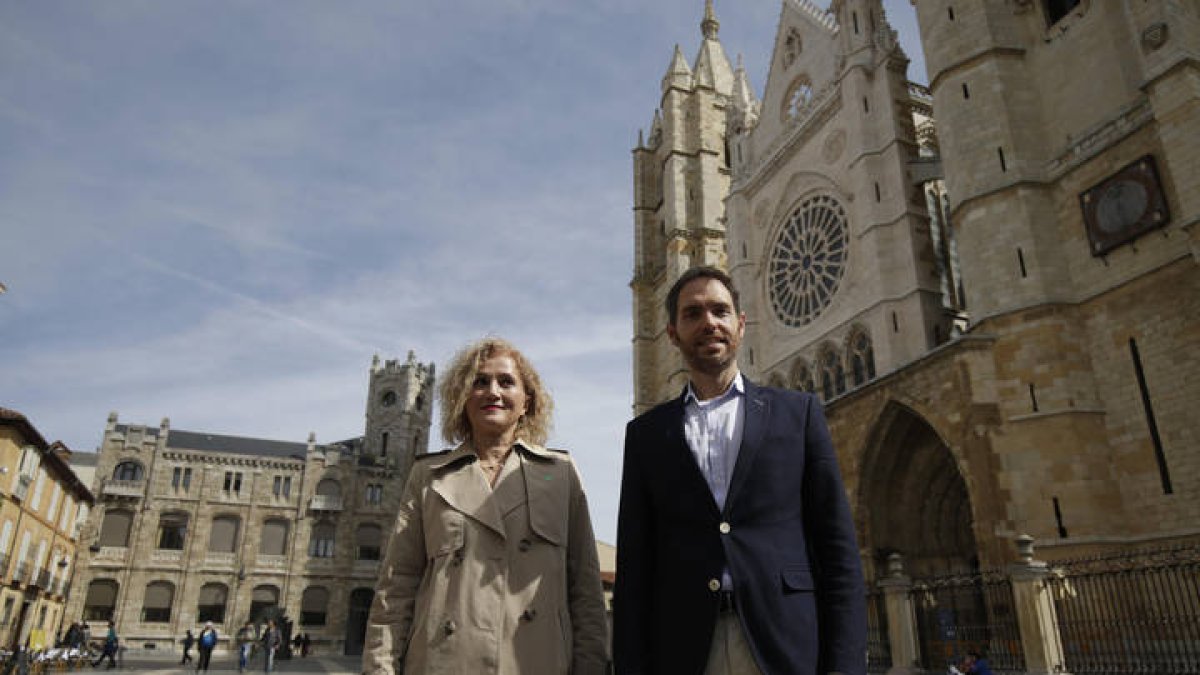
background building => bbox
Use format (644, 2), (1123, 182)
(0, 408), (94, 650)
(64, 352), (434, 656)
(633, 0), (1198, 593)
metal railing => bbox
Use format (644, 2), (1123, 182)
(1046, 544), (1200, 675)
(866, 587), (892, 673)
(911, 569), (1025, 673)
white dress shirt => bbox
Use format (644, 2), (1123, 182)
(683, 372), (746, 590)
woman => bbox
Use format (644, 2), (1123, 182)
(363, 338), (607, 675)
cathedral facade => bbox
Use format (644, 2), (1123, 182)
(633, 0), (1199, 579)
(64, 353), (434, 656)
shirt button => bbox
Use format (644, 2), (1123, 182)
(518, 538), (532, 552)
(708, 578), (721, 592)
(719, 522), (731, 534)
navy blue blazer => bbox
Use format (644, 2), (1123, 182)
(613, 380), (866, 675)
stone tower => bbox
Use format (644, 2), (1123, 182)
(724, 0), (955, 394)
(363, 351), (435, 482)
(631, 0), (737, 414)
(909, 0), (1200, 541)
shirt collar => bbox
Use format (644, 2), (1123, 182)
(684, 371), (745, 406)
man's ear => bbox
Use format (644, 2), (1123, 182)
(666, 322), (680, 346)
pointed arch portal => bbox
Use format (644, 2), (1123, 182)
(859, 403), (977, 578)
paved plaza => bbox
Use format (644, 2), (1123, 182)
(108, 652), (362, 675)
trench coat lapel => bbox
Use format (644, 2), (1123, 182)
(725, 379), (769, 514)
(518, 442), (569, 545)
(429, 443), (506, 539)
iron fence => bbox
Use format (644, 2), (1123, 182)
(866, 587), (892, 673)
(1046, 544), (1200, 675)
(911, 569), (1025, 673)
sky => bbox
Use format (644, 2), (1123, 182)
(1, 0), (925, 544)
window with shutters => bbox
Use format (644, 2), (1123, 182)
(300, 587), (328, 626)
(260, 520), (289, 556)
(84, 580), (119, 622)
(357, 524), (382, 561)
(197, 583), (228, 624)
(142, 581), (174, 622)
(99, 509), (134, 548)
(208, 516), (240, 553)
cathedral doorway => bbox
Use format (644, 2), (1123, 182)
(858, 402), (978, 579)
(343, 588), (374, 656)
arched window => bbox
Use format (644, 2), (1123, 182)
(249, 585), (279, 622)
(818, 346), (845, 401)
(142, 581), (174, 622)
(208, 515), (240, 553)
(300, 587), (329, 626)
(157, 512), (189, 550)
(112, 461), (143, 481)
(197, 583), (228, 624)
(316, 479), (341, 499)
(848, 329), (876, 386)
(84, 580), (119, 621)
(356, 524), (382, 561)
(99, 509), (134, 548)
(790, 359), (815, 392)
(309, 522), (336, 558)
(260, 519), (289, 556)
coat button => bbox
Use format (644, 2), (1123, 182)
(708, 578), (721, 592)
(452, 550), (464, 565)
(521, 608), (538, 622)
(719, 522), (731, 534)
(518, 538), (532, 552)
(443, 620), (456, 635)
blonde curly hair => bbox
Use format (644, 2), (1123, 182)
(439, 338), (553, 447)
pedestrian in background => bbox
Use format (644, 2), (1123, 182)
(261, 620), (280, 673)
(91, 621), (118, 669)
(614, 267), (867, 675)
(197, 622), (218, 672)
(180, 630), (194, 666)
(236, 622), (255, 672)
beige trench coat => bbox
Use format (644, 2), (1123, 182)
(362, 441), (607, 675)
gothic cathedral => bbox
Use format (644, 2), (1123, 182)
(632, 0), (1199, 577)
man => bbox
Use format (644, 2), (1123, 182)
(92, 621), (118, 669)
(236, 622), (255, 672)
(197, 621), (218, 672)
(261, 619), (280, 673)
(614, 267), (866, 675)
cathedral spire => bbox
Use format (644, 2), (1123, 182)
(662, 44), (693, 92)
(701, 0), (719, 40)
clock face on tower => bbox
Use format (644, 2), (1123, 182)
(1080, 155), (1170, 256)
(768, 194), (849, 327)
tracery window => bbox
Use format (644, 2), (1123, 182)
(848, 329), (877, 386)
(790, 359), (815, 393)
(768, 195), (849, 327)
(818, 347), (846, 401)
(783, 75), (815, 121)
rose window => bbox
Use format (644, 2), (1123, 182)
(768, 194), (848, 327)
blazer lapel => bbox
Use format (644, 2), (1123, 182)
(665, 391), (722, 516)
(429, 443), (506, 539)
(725, 379), (769, 515)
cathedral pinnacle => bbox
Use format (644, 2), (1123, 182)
(701, 0), (719, 40)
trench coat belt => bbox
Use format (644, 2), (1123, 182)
(717, 590), (738, 613)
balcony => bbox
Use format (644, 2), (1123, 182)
(256, 555), (288, 571)
(308, 495), (343, 512)
(203, 551), (237, 570)
(101, 478), (146, 499)
(93, 547), (130, 565)
(151, 550), (184, 566)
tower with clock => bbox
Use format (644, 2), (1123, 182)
(363, 350), (435, 482)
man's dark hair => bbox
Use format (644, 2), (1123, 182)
(666, 266), (740, 325)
